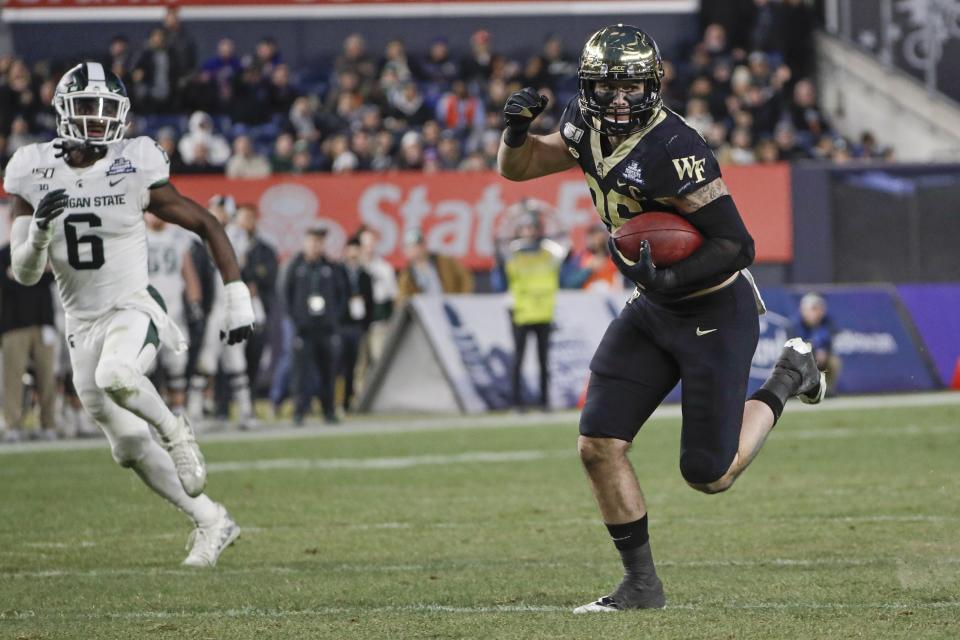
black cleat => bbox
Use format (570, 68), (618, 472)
(573, 578), (666, 613)
(777, 338), (826, 405)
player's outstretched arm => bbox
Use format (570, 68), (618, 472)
(9, 192), (67, 286)
(149, 182), (255, 344)
(497, 87), (576, 181)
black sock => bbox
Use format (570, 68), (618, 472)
(606, 515), (649, 551)
(750, 388), (784, 423)
(603, 516), (664, 608)
(751, 360), (803, 424)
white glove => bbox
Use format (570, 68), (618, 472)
(221, 281), (256, 345)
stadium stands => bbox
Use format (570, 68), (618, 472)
(0, 3), (889, 176)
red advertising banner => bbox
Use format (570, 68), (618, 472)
(172, 166), (792, 268)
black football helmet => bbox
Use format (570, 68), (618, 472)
(53, 62), (130, 145)
(578, 24), (664, 136)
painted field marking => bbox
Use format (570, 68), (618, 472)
(207, 450), (554, 473)
(5, 556), (958, 580)
(4, 600), (960, 622)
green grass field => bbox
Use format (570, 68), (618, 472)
(2, 398), (959, 639)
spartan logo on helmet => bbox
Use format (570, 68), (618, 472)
(578, 24), (665, 136)
(53, 62), (131, 145)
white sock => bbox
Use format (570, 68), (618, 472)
(187, 376), (206, 419)
(231, 374), (253, 417)
(132, 440), (220, 527)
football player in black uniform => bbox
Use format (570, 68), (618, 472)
(498, 25), (825, 613)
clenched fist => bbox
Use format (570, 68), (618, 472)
(503, 87), (549, 147)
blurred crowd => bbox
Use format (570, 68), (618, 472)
(0, 195), (631, 439)
(0, 2), (892, 175)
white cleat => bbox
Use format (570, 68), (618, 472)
(182, 505), (240, 567)
(573, 596), (623, 614)
(161, 414), (207, 497)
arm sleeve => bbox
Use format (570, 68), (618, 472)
(133, 137), (172, 209)
(10, 215), (48, 286)
(663, 195), (755, 287)
(3, 147), (35, 204)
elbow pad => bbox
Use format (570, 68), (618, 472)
(10, 216), (48, 286)
(684, 195), (755, 268)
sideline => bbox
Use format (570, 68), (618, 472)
(2, 391), (958, 456)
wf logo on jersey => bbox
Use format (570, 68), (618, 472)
(672, 156), (706, 184)
(105, 157), (137, 176)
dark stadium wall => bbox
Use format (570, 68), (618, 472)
(790, 165), (833, 284)
(10, 13), (697, 71)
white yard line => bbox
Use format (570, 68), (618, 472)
(13, 513), (957, 553)
(3, 600), (959, 621)
(207, 450), (555, 472)
(6, 556), (958, 580)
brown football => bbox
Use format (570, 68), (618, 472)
(612, 212), (704, 267)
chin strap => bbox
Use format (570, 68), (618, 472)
(53, 139), (106, 161)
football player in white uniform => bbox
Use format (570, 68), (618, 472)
(5, 62), (254, 566)
(145, 212), (201, 413)
(186, 195), (259, 430)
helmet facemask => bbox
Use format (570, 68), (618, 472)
(55, 91), (130, 145)
(577, 25), (665, 137)
(579, 75), (662, 136)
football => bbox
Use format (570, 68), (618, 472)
(612, 212), (704, 267)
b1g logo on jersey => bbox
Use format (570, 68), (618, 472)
(562, 122), (584, 143)
(672, 156), (706, 184)
(105, 157), (137, 176)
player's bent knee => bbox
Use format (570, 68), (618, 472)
(94, 358), (141, 400)
(110, 435), (152, 467)
(578, 436), (628, 471)
(687, 474), (736, 495)
(679, 448), (733, 488)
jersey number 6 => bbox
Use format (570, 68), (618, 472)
(64, 213), (105, 270)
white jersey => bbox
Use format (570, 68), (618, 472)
(3, 136), (170, 320)
(146, 225), (191, 324)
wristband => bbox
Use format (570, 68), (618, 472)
(503, 126), (530, 148)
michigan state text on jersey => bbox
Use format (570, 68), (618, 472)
(5, 61), (253, 567)
(498, 24), (825, 614)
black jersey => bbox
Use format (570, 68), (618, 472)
(559, 98), (736, 302)
(558, 98), (722, 231)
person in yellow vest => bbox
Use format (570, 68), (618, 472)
(497, 208), (566, 410)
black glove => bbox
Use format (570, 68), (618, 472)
(221, 325), (253, 345)
(33, 189), (69, 231)
(503, 87), (548, 147)
(34, 188), (69, 231)
(608, 237), (678, 292)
